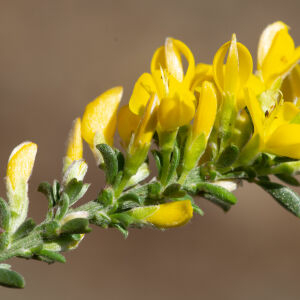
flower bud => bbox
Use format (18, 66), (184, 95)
(63, 118), (83, 172)
(82, 87), (123, 164)
(6, 142), (37, 232)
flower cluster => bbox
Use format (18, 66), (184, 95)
(0, 21), (300, 288)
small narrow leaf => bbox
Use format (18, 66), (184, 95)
(166, 146), (180, 183)
(275, 174), (300, 187)
(35, 249), (66, 263)
(216, 144), (239, 168)
(96, 144), (118, 185)
(0, 198), (10, 231)
(61, 218), (91, 234)
(163, 183), (186, 198)
(196, 182), (237, 204)
(257, 181), (300, 217)
(97, 188), (114, 207)
(12, 218), (36, 240)
(0, 268), (25, 288)
(203, 193), (232, 212)
(151, 150), (162, 177)
(55, 193), (70, 221)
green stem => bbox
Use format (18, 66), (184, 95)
(160, 150), (171, 186)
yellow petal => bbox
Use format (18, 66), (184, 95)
(158, 88), (195, 132)
(66, 118), (83, 163)
(81, 86), (123, 147)
(7, 142), (37, 190)
(129, 73), (157, 115)
(282, 64), (300, 102)
(244, 89), (264, 136)
(151, 38), (195, 87)
(213, 35), (253, 95)
(257, 21), (288, 69)
(165, 37), (184, 82)
(192, 81), (217, 139)
(133, 94), (159, 148)
(117, 105), (141, 147)
(265, 123), (300, 158)
(146, 200), (193, 228)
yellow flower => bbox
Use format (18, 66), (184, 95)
(245, 89), (300, 159)
(129, 38), (196, 131)
(81, 86), (123, 147)
(6, 142), (37, 232)
(146, 200), (193, 228)
(213, 34), (253, 96)
(63, 118), (83, 172)
(257, 21), (300, 88)
(117, 104), (141, 148)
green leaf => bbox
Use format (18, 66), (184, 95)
(64, 179), (90, 205)
(37, 182), (54, 206)
(118, 192), (141, 205)
(257, 181), (300, 217)
(61, 218), (91, 234)
(148, 182), (162, 199)
(12, 218), (36, 240)
(275, 174), (300, 186)
(41, 220), (60, 239)
(166, 146), (180, 184)
(0, 267), (25, 288)
(0, 197), (10, 231)
(113, 224), (128, 238)
(34, 249), (66, 264)
(115, 149), (125, 172)
(110, 213), (135, 227)
(0, 232), (10, 251)
(163, 183), (186, 198)
(203, 193), (232, 212)
(97, 188), (114, 207)
(51, 180), (61, 206)
(127, 206), (158, 220)
(195, 182), (237, 204)
(151, 150), (162, 177)
(55, 193), (70, 221)
(96, 144), (118, 185)
(216, 144), (239, 168)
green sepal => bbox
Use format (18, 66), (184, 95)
(33, 249), (66, 264)
(0, 197), (10, 231)
(151, 150), (162, 178)
(195, 182), (237, 205)
(257, 180), (300, 217)
(64, 179), (90, 206)
(96, 144), (118, 185)
(97, 188), (114, 207)
(118, 192), (141, 204)
(163, 183), (186, 198)
(61, 218), (91, 234)
(12, 218), (36, 241)
(275, 174), (300, 187)
(216, 144), (239, 168)
(37, 182), (54, 207)
(55, 193), (70, 221)
(0, 267), (25, 289)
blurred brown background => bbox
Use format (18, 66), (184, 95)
(1, 0), (300, 299)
